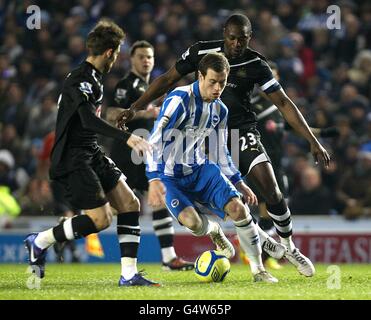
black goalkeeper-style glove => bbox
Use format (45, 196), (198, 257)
(320, 127), (340, 138)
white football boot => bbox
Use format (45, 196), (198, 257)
(253, 271), (278, 283)
(209, 224), (235, 259)
(262, 237), (287, 260)
(284, 248), (315, 277)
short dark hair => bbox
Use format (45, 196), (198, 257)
(86, 19), (125, 56)
(198, 53), (230, 77)
(130, 40), (154, 56)
(224, 14), (252, 31)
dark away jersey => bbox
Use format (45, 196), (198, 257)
(175, 40), (281, 130)
(250, 93), (285, 168)
(113, 72), (153, 132)
(50, 61), (104, 178)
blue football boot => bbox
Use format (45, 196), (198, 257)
(118, 272), (161, 287)
(24, 233), (47, 278)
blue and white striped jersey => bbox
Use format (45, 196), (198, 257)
(146, 81), (242, 185)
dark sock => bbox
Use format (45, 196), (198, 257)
(153, 209), (174, 249)
(117, 212), (140, 258)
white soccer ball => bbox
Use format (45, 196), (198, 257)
(194, 250), (230, 282)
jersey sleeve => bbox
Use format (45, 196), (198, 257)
(145, 95), (187, 181)
(64, 77), (96, 109)
(175, 42), (201, 76)
(213, 105), (242, 185)
(254, 60), (281, 94)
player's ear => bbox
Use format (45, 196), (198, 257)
(105, 48), (114, 59)
(198, 71), (203, 81)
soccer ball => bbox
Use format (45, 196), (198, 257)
(194, 250), (230, 282)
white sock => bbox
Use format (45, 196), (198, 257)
(235, 218), (265, 274)
(34, 228), (56, 249)
(280, 236), (296, 251)
(162, 247), (177, 263)
(255, 224), (269, 244)
(121, 257), (138, 280)
(188, 214), (218, 236)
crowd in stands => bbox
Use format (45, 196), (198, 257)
(0, 0), (370, 223)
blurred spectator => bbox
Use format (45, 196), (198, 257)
(255, 9), (286, 59)
(23, 93), (58, 148)
(337, 145), (371, 219)
(193, 14), (219, 41)
(1, 82), (28, 136)
(19, 177), (53, 216)
(348, 50), (371, 97)
(0, 149), (18, 192)
(0, 147), (29, 189)
(290, 166), (333, 215)
(347, 97), (370, 136)
(0, 185), (21, 229)
(0, 124), (26, 167)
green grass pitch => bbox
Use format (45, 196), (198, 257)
(0, 263), (370, 300)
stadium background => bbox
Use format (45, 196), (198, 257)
(0, 0), (370, 264)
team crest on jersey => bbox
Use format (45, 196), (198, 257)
(115, 88), (127, 100)
(79, 82), (93, 94)
(171, 199), (179, 208)
(212, 114), (220, 126)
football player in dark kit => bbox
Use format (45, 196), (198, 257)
(24, 20), (159, 286)
(238, 61), (338, 268)
(115, 14), (331, 277)
(106, 40), (193, 271)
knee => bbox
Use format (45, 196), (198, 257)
(123, 195), (140, 212)
(226, 198), (247, 221)
(265, 186), (283, 205)
(179, 212), (202, 231)
(92, 212), (112, 231)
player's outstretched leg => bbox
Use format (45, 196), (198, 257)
(24, 212), (101, 278)
(266, 199), (315, 276)
(249, 162), (315, 276)
(152, 208), (193, 271)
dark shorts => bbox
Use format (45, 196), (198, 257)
(110, 144), (148, 191)
(162, 163), (240, 220)
(233, 127), (271, 177)
(50, 179), (74, 215)
(121, 161), (148, 191)
(51, 151), (124, 210)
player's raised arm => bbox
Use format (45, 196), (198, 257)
(78, 100), (151, 155)
(116, 66), (183, 127)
